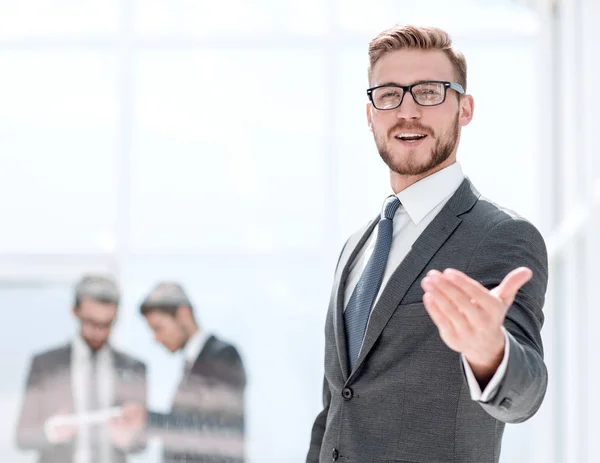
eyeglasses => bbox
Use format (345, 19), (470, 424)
(79, 315), (115, 331)
(366, 81), (465, 110)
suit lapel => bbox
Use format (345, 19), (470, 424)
(59, 344), (75, 413)
(333, 218), (379, 380)
(195, 335), (215, 363)
(181, 335), (214, 384)
(110, 347), (122, 406)
(348, 178), (480, 379)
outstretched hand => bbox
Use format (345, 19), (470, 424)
(421, 267), (532, 383)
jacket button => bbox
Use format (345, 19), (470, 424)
(332, 448), (339, 460)
(342, 387), (353, 400)
(500, 398), (512, 410)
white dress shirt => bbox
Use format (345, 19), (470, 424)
(183, 329), (210, 371)
(343, 162), (509, 402)
(46, 335), (115, 463)
(72, 335), (114, 463)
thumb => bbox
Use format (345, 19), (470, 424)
(492, 267), (533, 307)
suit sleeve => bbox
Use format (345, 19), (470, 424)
(464, 217), (548, 423)
(127, 360), (148, 454)
(14, 356), (54, 451)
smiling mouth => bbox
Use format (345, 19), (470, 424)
(395, 133), (428, 142)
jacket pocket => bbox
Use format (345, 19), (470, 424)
(396, 301), (429, 317)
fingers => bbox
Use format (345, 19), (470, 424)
(443, 267), (532, 308)
(492, 267), (533, 306)
(423, 266), (533, 323)
(422, 292), (457, 337)
(422, 270), (489, 328)
(421, 267), (525, 366)
(440, 269), (500, 309)
(120, 403), (144, 418)
(421, 277), (471, 336)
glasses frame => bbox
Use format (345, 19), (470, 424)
(366, 81), (465, 110)
(78, 314), (115, 331)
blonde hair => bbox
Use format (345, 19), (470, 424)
(368, 25), (467, 90)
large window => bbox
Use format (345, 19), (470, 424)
(0, 51), (120, 253)
(130, 50), (328, 253)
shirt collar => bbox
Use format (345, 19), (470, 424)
(183, 329), (209, 365)
(72, 334), (110, 361)
(395, 162), (465, 225)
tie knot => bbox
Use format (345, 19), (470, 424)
(381, 196), (401, 220)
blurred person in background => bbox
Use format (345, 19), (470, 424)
(14, 274), (147, 463)
(307, 24), (548, 463)
(121, 282), (246, 463)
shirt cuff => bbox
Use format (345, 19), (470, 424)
(462, 327), (510, 402)
(44, 416), (62, 443)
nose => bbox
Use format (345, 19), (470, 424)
(396, 92), (421, 120)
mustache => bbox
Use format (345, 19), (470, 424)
(388, 122), (434, 138)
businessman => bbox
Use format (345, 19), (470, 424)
(15, 274), (147, 463)
(124, 282), (246, 463)
(307, 25), (548, 463)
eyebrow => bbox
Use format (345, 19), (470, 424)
(374, 80), (441, 87)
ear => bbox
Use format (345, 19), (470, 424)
(176, 305), (193, 321)
(72, 306), (78, 318)
(459, 94), (474, 127)
(366, 102), (373, 132)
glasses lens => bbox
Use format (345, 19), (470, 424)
(412, 82), (445, 106)
(372, 86), (404, 110)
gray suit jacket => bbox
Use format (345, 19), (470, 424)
(307, 179), (548, 463)
(15, 343), (147, 463)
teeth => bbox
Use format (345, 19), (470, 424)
(397, 133), (425, 138)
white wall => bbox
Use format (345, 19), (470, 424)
(533, 0), (600, 462)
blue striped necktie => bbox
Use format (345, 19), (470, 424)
(344, 195), (401, 371)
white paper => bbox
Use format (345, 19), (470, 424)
(46, 407), (123, 427)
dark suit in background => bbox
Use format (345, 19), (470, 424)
(150, 334), (246, 463)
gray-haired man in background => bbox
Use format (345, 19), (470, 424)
(15, 274), (147, 463)
(121, 282), (246, 463)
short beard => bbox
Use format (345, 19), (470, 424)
(376, 113), (460, 176)
(84, 338), (105, 352)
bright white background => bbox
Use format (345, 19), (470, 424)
(1, 1), (598, 462)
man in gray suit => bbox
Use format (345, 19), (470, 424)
(307, 25), (548, 463)
(15, 274), (147, 463)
